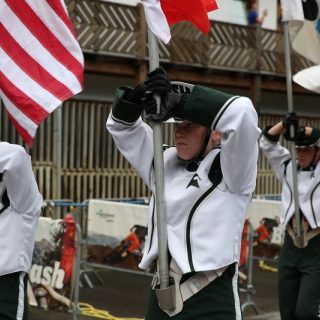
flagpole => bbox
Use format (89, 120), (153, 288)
(283, 20), (302, 243)
(147, 29), (170, 290)
(53, 106), (62, 217)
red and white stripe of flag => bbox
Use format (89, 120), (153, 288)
(0, 0), (84, 145)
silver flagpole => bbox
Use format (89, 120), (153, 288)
(147, 29), (170, 290)
(283, 21), (302, 244)
(53, 106), (62, 217)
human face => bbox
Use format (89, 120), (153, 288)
(174, 121), (207, 160)
(296, 147), (319, 168)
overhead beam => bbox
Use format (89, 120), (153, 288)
(84, 56), (316, 95)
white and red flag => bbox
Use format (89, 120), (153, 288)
(281, 0), (320, 93)
(142, 0), (218, 44)
(0, 0), (84, 145)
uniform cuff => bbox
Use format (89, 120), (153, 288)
(262, 126), (281, 142)
(112, 86), (144, 123)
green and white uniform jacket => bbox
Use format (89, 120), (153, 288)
(107, 85), (260, 273)
(0, 142), (43, 276)
(260, 131), (320, 228)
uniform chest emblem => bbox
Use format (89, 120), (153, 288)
(310, 172), (315, 179)
(187, 174), (201, 189)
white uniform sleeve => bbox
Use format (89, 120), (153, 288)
(215, 97), (261, 194)
(106, 113), (155, 190)
(1, 143), (42, 215)
(259, 133), (291, 181)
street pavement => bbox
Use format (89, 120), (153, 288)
(248, 313), (280, 320)
(30, 259), (280, 320)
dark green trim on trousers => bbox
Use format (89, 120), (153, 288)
(0, 272), (28, 320)
(145, 263), (241, 320)
(278, 232), (320, 320)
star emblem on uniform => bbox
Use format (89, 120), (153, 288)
(186, 174), (201, 189)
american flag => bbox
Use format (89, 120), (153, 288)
(0, 0), (84, 145)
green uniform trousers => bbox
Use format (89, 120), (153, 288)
(278, 232), (320, 320)
(145, 263), (242, 320)
(0, 272), (28, 320)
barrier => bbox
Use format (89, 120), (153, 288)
(75, 199), (264, 318)
(240, 219), (260, 315)
(42, 199), (75, 219)
(43, 198), (281, 319)
(28, 200), (96, 320)
(30, 201), (82, 317)
(70, 199), (150, 319)
(81, 199), (149, 275)
(41, 199), (147, 318)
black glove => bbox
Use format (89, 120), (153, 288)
(145, 93), (188, 122)
(284, 126), (306, 142)
(125, 82), (145, 104)
(112, 85), (145, 123)
(282, 112), (299, 141)
(144, 67), (171, 96)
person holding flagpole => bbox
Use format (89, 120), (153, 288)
(0, 142), (43, 320)
(260, 113), (320, 320)
(107, 67), (260, 319)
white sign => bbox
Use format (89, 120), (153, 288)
(87, 200), (148, 246)
(30, 261), (65, 289)
(247, 198), (281, 228)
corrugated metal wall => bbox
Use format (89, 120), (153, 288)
(1, 100), (319, 201)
